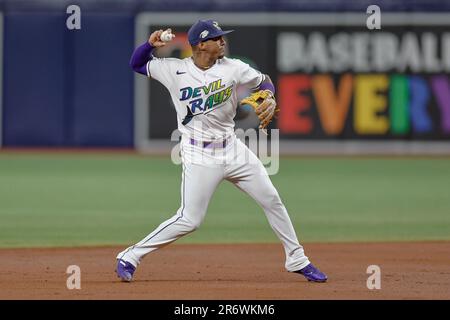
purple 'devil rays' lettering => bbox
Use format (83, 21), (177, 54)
(408, 76), (433, 134)
(180, 87), (193, 101)
(189, 98), (204, 113)
(431, 76), (450, 134)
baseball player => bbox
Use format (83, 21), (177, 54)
(116, 20), (327, 283)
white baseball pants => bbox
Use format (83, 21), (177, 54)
(117, 135), (310, 272)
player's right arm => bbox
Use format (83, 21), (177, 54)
(129, 29), (169, 76)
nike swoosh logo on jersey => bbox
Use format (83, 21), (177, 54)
(176, 70), (186, 75)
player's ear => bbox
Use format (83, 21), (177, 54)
(197, 42), (207, 51)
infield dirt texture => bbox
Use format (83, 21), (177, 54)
(0, 153), (449, 299)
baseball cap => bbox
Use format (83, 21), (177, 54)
(188, 20), (234, 46)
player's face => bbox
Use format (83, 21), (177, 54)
(203, 36), (226, 59)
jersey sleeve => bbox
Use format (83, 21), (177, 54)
(235, 59), (264, 89)
(147, 57), (177, 89)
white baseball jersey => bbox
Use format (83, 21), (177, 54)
(146, 57), (264, 141)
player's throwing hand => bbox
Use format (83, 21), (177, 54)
(148, 28), (173, 47)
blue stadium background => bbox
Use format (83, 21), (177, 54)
(1, 0), (449, 147)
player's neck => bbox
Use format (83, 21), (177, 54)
(192, 54), (217, 71)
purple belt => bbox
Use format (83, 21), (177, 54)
(189, 138), (227, 149)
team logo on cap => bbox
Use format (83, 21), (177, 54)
(200, 30), (209, 39)
(212, 21), (222, 30)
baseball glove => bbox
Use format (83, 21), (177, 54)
(240, 90), (279, 130)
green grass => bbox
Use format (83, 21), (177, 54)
(0, 153), (449, 248)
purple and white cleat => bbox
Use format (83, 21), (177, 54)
(295, 263), (328, 282)
(116, 259), (136, 282)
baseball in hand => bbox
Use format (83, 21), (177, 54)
(160, 30), (175, 42)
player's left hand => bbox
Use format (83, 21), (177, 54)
(240, 90), (279, 130)
(256, 95), (277, 129)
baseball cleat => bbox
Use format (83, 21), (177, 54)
(116, 259), (136, 282)
(295, 263), (328, 282)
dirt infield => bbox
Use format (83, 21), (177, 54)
(0, 242), (448, 300)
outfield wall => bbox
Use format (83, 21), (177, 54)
(1, 0), (450, 154)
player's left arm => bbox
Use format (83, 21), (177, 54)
(255, 74), (276, 97)
(240, 73), (279, 130)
